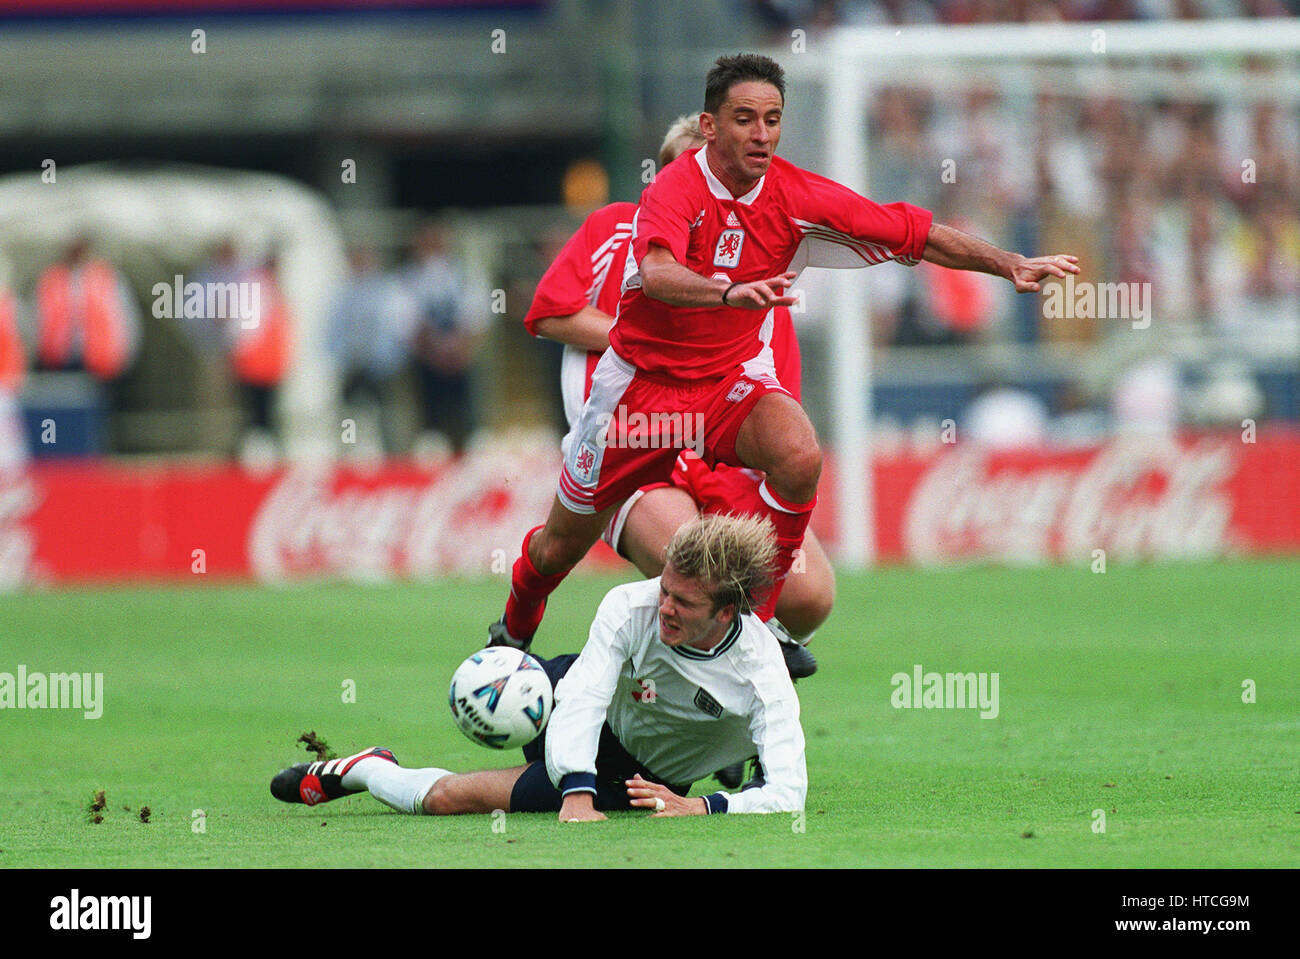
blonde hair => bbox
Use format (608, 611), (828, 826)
(664, 513), (777, 616)
(657, 114), (704, 169)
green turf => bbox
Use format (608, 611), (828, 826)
(2, 558), (1298, 868)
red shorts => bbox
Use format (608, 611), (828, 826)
(601, 451), (770, 557)
(669, 449), (767, 516)
(558, 350), (791, 515)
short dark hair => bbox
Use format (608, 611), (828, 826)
(704, 53), (786, 115)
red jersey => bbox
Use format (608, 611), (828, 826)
(525, 202), (636, 331)
(525, 200), (803, 426)
(525, 203), (635, 426)
(613, 146), (932, 381)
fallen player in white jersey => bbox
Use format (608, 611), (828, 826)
(270, 514), (806, 820)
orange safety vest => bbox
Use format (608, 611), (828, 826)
(35, 260), (132, 380)
(232, 268), (292, 387)
(925, 260), (992, 334)
(0, 290), (23, 393)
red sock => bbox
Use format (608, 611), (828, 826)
(752, 481), (816, 621)
(503, 526), (572, 641)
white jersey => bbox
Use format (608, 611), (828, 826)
(545, 578), (807, 814)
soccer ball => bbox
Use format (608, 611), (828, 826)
(448, 647), (553, 749)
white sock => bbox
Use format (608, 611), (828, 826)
(335, 752), (390, 791)
(363, 764), (451, 815)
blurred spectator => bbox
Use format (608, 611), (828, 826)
(1112, 355), (1181, 437)
(917, 217), (1000, 342)
(1189, 359), (1265, 426)
(34, 237), (140, 382)
(230, 251), (293, 458)
(327, 245), (418, 456)
(527, 224), (579, 436)
(186, 238), (251, 357)
(766, 0), (1299, 26)
(0, 281), (21, 396)
(0, 272), (27, 469)
(1051, 380), (1110, 447)
(964, 378), (1050, 448)
(747, 0), (840, 37)
(841, 0), (938, 25)
(404, 221), (489, 458)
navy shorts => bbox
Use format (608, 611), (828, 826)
(508, 653), (693, 813)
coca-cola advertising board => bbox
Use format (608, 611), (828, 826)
(2, 432), (1297, 589)
(869, 432), (1300, 565)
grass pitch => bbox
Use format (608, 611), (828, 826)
(3, 558), (1298, 868)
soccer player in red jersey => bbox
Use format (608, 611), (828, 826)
(496, 53), (1079, 651)
(523, 115), (834, 658)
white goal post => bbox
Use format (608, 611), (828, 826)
(784, 19), (1300, 569)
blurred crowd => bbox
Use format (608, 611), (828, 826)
(0, 219), (489, 465)
(748, 0), (1298, 31)
(857, 75), (1300, 350)
(327, 221), (490, 460)
(844, 71), (1297, 440)
(3, 0), (1297, 465)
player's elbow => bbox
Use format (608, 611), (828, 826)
(759, 783), (805, 815)
(531, 315), (565, 341)
(639, 262), (667, 301)
(782, 782), (807, 814)
(638, 249), (677, 302)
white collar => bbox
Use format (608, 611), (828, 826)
(695, 145), (766, 206)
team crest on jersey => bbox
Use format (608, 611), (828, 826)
(725, 379), (754, 404)
(714, 230), (745, 268)
(693, 687), (723, 718)
(572, 441), (599, 483)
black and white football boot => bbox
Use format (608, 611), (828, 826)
(766, 618), (817, 680)
(270, 747), (398, 806)
(487, 616), (531, 652)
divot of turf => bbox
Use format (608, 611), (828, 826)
(87, 789), (107, 824)
(297, 730), (336, 761)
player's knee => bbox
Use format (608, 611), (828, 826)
(422, 778), (460, 816)
(778, 558), (835, 635)
(779, 588), (833, 637)
(799, 584), (835, 633)
(771, 444), (822, 502)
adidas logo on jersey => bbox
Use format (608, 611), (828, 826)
(725, 210), (741, 227)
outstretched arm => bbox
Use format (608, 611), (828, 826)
(923, 222), (1080, 293)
